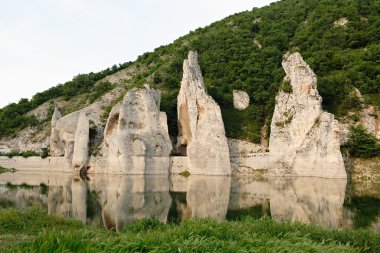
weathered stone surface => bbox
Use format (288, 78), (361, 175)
(72, 113), (89, 172)
(50, 104), (102, 162)
(100, 85), (172, 174)
(50, 107), (64, 157)
(333, 18), (349, 27)
(233, 90), (250, 110)
(338, 88), (380, 144)
(0, 145), (11, 154)
(176, 51), (231, 175)
(360, 106), (380, 139)
(269, 52), (346, 178)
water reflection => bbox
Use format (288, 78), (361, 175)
(169, 176), (231, 222)
(269, 177), (346, 228)
(91, 175), (171, 231)
(0, 171), (379, 232)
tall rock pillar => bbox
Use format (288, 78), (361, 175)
(269, 52), (346, 178)
(176, 51), (231, 175)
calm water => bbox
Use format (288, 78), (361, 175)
(0, 171), (379, 233)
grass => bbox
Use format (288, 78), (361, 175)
(1, 209), (380, 252)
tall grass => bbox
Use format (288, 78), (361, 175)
(1, 209), (379, 252)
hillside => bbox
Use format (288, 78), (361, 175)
(1, 0), (380, 151)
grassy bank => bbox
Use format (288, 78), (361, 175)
(1, 209), (380, 252)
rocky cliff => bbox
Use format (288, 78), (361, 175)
(98, 84), (172, 174)
(176, 52), (231, 175)
(269, 52), (346, 178)
(50, 107), (91, 171)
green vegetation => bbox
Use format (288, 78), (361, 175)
(0, 166), (16, 174)
(178, 170), (191, 177)
(1, 208), (380, 252)
(0, 150), (40, 158)
(0, 64), (130, 139)
(345, 196), (380, 229)
(281, 80), (293, 93)
(345, 125), (380, 158)
(1, 0), (380, 142)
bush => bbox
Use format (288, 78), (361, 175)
(281, 80), (292, 93)
(346, 125), (380, 158)
(0, 150), (40, 158)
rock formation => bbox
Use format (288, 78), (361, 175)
(269, 52), (346, 178)
(50, 107), (90, 172)
(100, 85), (172, 174)
(72, 113), (89, 173)
(50, 107), (64, 156)
(233, 90), (250, 110)
(176, 51), (231, 175)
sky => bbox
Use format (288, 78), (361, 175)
(0, 0), (276, 108)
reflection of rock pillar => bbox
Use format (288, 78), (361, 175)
(47, 174), (72, 217)
(186, 176), (231, 220)
(101, 175), (171, 232)
(71, 176), (88, 223)
(269, 177), (347, 228)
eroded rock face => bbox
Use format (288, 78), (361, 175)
(50, 107), (90, 172)
(233, 90), (250, 110)
(50, 107), (64, 157)
(100, 85), (172, 174)
(269, 52), (346, 178)
(72, 113), (89, 172)
(176, 51), (231, 175)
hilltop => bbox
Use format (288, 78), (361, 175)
(1, 0), (379, 153)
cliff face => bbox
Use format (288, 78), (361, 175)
(269, 52), (346, 178)
(176, 52), (231, 175)
(50, 107), (90, 171)
(99, 84), (172, 174)
(72, 113), (89, 173)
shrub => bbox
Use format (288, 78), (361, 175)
(281, 80), (292, 93)
(346, 125), (380, 158)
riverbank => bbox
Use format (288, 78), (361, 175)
(1, 208), (379, 252)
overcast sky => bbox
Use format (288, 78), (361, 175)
(0, 0), (276, 108)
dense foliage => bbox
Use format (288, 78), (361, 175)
(134, 0), (380, 141)
(1, 0), (380, 142)
(0, 64), (129, 138)
(1, 208), (380, 252)
(346, 125), (380, 158)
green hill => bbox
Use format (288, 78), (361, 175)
(1, 0), (379, 143)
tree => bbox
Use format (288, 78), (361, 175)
(346, 125), (380, 158)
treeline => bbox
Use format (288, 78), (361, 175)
(0, 63), (130, 138)
(1, 0), (380, 143)
(132, 0), (380, 142)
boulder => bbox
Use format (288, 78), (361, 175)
(72, 113), (89, 172)
(233, 90), (250, 110)
(100, 84), (172, 174)
(269, 52), (346, 178)
(176, 51), (231, 175)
